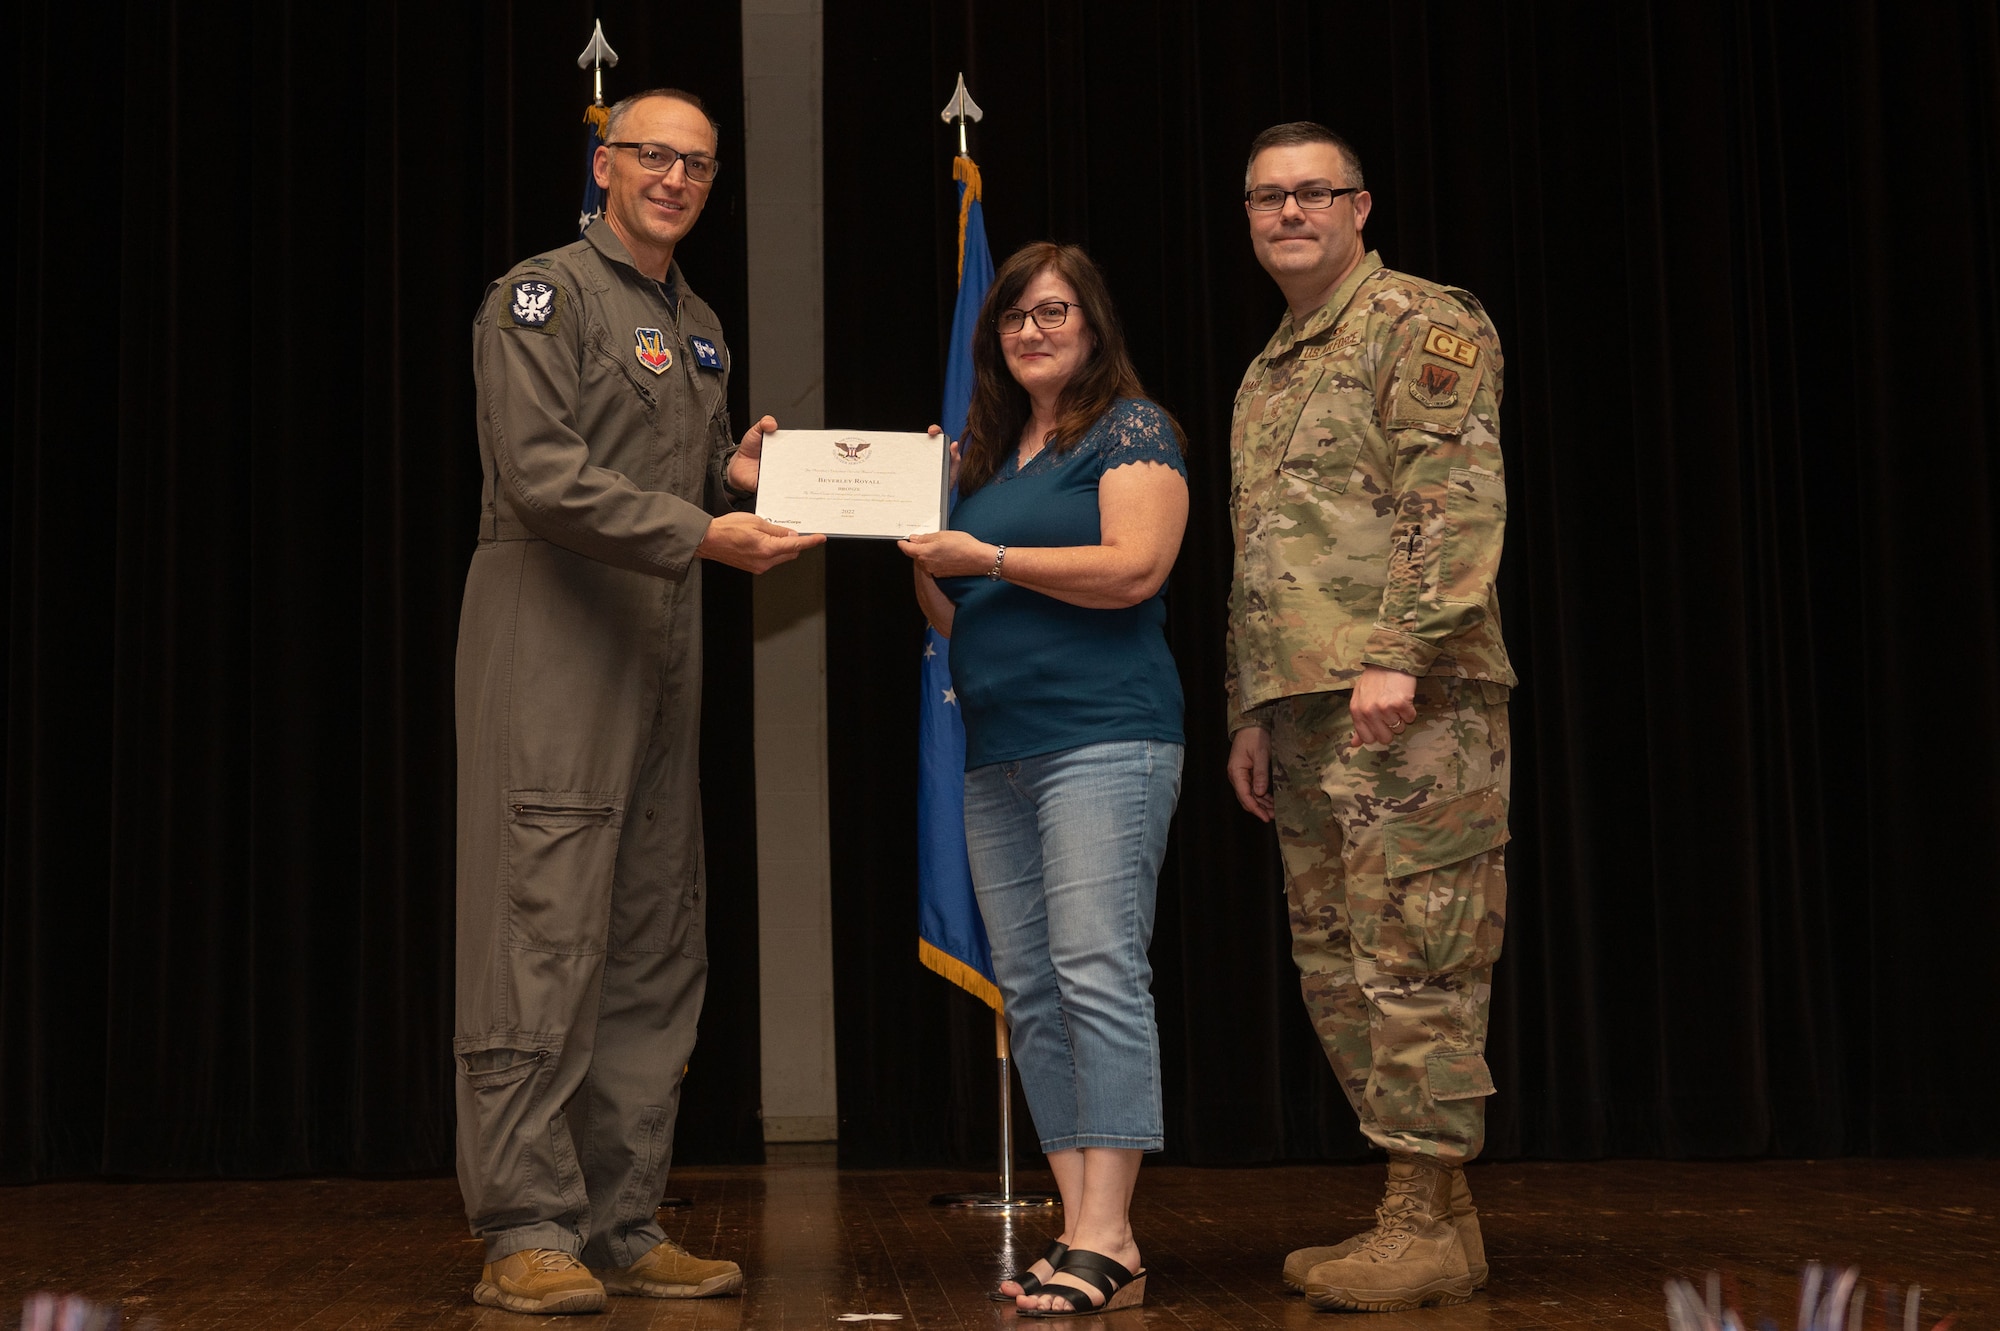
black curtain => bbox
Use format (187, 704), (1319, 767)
(6, 0), (2000, 1183)
(825, 0), (2000, 1165)
(1, 0), (763, 1179)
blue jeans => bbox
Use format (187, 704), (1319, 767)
(963, 740), (1184, 1153)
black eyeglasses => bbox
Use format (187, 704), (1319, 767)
(606, 141), (721, 183)
(1244, 185), (1360, 211)
(997, 301), (1079, 334)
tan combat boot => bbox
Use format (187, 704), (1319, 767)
(1302, 1155), (1474, 1311)
(473, 1248), (607, 1314)
(1283, 1164), (1487, 1291)
(600, 1236), (744, 1298)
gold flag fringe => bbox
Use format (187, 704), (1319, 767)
(919, 938), (1001, 1011)
(953, 154), (983, 283)
(584, 103), (610, 136)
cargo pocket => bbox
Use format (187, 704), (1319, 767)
(1375, 784), (1509, 974)
(504, 791), (624, 953)
(1426, 1049), (1496, 1102)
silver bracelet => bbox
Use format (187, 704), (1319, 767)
(986, 545), (1007, 580)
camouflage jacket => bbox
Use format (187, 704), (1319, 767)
(1226, 251), (1516, 732)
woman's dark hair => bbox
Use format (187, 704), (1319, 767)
(957, 242), (1183, 496)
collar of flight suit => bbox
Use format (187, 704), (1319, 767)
(581, 218), (684, 309)
(1262, 249), (1386, 362)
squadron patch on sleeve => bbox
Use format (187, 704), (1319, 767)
(689, 335), (724, 371)
(1408, 362), (1461, 409)
(1386, 320), (1486, 434)
(509, 280), (558, 329)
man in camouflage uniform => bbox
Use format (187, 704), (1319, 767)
(1224, 121), (1516, 1313)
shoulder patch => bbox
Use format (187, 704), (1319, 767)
(1385, 319), (1488, 435)
(1422, 325), (1479, 368)
(508, 279), (559, 330)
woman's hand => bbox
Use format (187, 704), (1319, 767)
(898, 529), (997, 579)
(928, 425), (961, 489)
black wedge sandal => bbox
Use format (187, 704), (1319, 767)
(1019, 1248), (1147, 1317)
(988, 1240), (1069, 1302)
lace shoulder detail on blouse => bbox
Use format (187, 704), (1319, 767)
(1095, 398), (1187, 476)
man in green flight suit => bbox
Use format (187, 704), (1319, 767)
(452, 88), (821, 1314)
(1224, 121), (1518, 1313)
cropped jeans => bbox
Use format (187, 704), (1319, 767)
(963, 739), (1184, 1153)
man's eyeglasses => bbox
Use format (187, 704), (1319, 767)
(606, 142), (721, 183)
(997, 301), (1079, 334)
(1244, 185), (1360, 211)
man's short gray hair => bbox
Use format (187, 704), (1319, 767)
(603, 88), (722, 149)
(1244, 121), (1364, 192)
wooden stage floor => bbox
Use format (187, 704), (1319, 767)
(2, 1153), (1994, 1329)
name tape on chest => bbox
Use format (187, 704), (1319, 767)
(1299, 328), (1362, 362)
(1422, 325), (1480, 368)
(635, 327), (673, 374)
(689, 335), (724, 371)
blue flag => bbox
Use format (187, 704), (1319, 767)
(917, 155), (999, 1009)
(580, 104), (609, 235)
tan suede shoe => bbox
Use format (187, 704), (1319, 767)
(600, 1237), (744, 1298)
(473, 1248), (607, 1314)
(1303, 1156), (1475, 1312)
(1283, 1163), (1487, 1291)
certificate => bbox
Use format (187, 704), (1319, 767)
(753, 429), (949, 539)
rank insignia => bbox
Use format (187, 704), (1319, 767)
(1422, 325), (1480, 368)
(635, 327), (673, 374)
(510, 280), (556, 327)
(1409, 362), (1461, 409)
(689, 335), (724, 371)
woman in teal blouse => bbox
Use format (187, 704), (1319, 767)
(901, 242), (1188, 1318)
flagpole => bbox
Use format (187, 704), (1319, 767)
(575, 21), (620, 237)
(925, 72), (1051, 1214)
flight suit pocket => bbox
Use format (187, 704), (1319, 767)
(504, 791), (624, 954)
(1373, 785), (1509, 975)
(452, 1032), (563, 1212)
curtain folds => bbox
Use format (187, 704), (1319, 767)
(5, 0), (1998, 1180)
(822, 0), (2000, 1165)
(2, 0), (763, 1179)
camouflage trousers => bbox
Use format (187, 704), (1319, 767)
(1269, 677), (1510, 1164)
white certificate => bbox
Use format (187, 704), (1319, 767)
(753, 429), (949, 539)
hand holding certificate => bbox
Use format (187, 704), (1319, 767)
(753, 429), (950, 539)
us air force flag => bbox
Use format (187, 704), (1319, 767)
(916, 154), (999, 1008)
(580, 103), (610, 235)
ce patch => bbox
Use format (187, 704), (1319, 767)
(689, 335), (724, 371)
(1388, 322), (1486, 434)
(509, 279), (558, 329)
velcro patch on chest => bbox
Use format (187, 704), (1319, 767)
(635, 327), (673, 374)
(1299, 327), (1362, 362)
(689, 335), (724, 371)
(509, 279), (560, 330)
